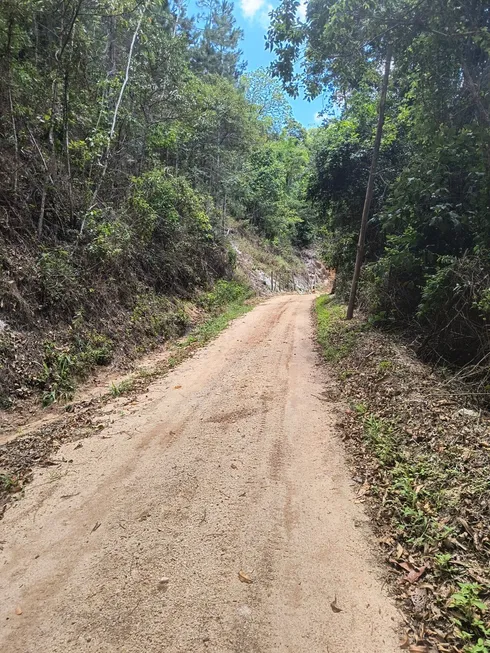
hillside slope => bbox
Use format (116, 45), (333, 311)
(0, 222), (325, 416)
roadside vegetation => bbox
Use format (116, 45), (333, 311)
(315, 296), (490, 653)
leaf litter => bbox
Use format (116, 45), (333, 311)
(316, 306), (490, 653)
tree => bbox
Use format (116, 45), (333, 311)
(193, 0), (245, 79)
(241, 68), (293, 133)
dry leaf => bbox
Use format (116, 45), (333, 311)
(330, 596), (342, 613)
(399, 632), (410, 649)
(408, 646), (429, 653)
(390, 559), (427, 584)
(405, 565), (427, 584)
(238, 570), (253, 584)
(174, 385), (182, 390)
(15, 606), (22, 615)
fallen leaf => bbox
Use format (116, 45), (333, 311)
(238, 570), (253, 584)
(15, 606), (22, 615)
(405, 565), (427, 584)
(174, 385), (182, 390)
(408, 645), (429, 653)
(330, 596), (343, 613)
(390, 559), (427, 584)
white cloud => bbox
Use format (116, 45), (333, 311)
(298, 0), (307, 21)
(240, 0), (266, 19)
(258, 3), (273, 29)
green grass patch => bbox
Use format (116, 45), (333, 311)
(110, 379), (136, 397)
(315, 295), (361, 362)
(184, 300), (252, 346)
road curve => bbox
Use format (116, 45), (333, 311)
(0, 294), (400, 652)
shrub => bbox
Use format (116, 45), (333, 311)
(39, 248), (80, 308)
(360, 227), (426, 322)
(417, 253), (490, 367)
(130, 293), (189, 340)
(86, 210), (131, 262)
(200, 280), (250, 312)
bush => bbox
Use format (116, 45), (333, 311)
(200, 280), (250, 312)
(39, 248), (81, 308)
(417, 253), (490, 368)
(86, 210), (131, 262)
(129, 170), (212, 243)
(360, 228), (426, 322)
(128, 170), (228, 293)
(130, 293), (189, 340)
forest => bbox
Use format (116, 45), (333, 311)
(2, 3), (490, 651)
(1, 0), (490, 405)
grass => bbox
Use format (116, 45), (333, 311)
(110, 379), (136, 397)
(0, 473), (17, 492)
(315, 295), (361, 362)
(183, 301), (251, 346)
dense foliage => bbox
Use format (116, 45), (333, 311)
(268, 0), (490, 386)
(0, 0), (313, 405)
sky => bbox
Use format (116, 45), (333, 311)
(188, 0), (326, 127)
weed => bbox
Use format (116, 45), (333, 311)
(184, 301), (251, 346)
(354, 402), (368, 415)
(38, 343), (76, 406)
(38, 331), (114, 406)
(72, 327), (114, 367)
(199, 280), (251, 313)
(434, 552), (453, 571)
(339, 369), (354, 380)
(0, 473), (17, 491)
(449, 584), (490, 649)
(110, 379), (135, 397)
(363, 414), (397, 465)
(378, 360), (393, 371)
(130, 293), (189, 339)
(0, 394), (12, 409)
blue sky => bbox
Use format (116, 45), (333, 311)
(187, 0), (326, 127)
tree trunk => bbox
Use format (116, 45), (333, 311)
(346, 43), (393, 320)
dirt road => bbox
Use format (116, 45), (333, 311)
(0, 294), (400, 652)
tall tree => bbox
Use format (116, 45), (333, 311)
(193, 0), (244, 79)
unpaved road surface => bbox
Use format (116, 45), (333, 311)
(0, 294), (400, 652)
